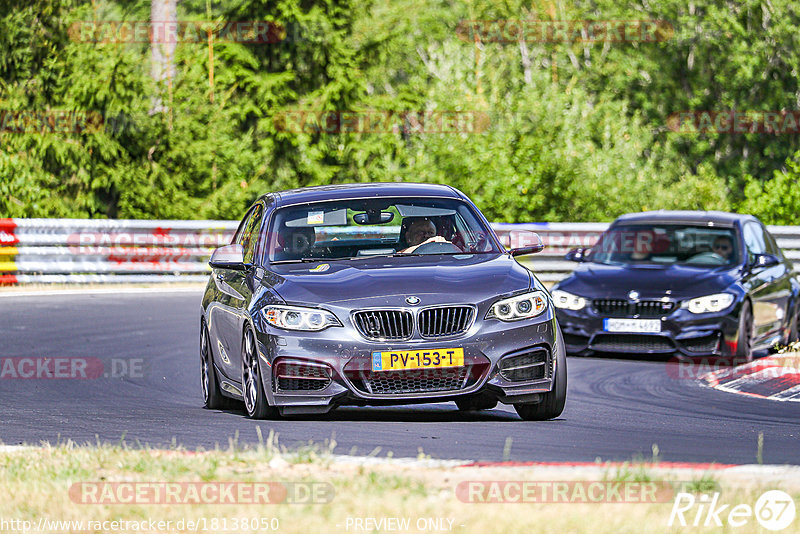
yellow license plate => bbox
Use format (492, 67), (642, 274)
(371, 348), (464, 372)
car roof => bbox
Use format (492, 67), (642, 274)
(260, 182), (462, 207)
(613, 210), (758, 227)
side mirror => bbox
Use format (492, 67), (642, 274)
(509, 232), (544, 256)
(209, 244), (247, 270)
(752, 253), (780, 268)
(565, 247), (588, 262)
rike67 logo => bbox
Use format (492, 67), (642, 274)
(669, 490), (796, 531)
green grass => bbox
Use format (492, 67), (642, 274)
(1, 441), (798, 534)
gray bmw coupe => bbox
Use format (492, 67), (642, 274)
(200, 183), (566, 420)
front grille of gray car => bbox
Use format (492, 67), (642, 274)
(353, 310), (413, 341)
(357, 367), (471, 395)
(418, 306), (474, 338)
(498, 349), (550, 381)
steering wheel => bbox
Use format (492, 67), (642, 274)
(413, 241), (462, 254)
(465, 232), (488, 253)
(686, 251), (726, 265)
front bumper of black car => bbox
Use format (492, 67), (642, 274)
(555, 305), (741, 357)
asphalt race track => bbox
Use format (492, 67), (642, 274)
(1, 290), (798, 464)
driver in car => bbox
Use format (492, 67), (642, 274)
(399, 218), (448, 253)
(277, 226), (316, 259)
(712, 235), (734, 262)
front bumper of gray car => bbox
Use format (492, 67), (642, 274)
(252, 308), (561, 415)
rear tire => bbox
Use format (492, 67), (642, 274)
(735, 300), (754, 364)
(201, 322), (229, 410)
(514, 330), (567, 421)
(242, 327), (276, 419)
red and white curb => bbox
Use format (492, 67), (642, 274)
(700, 353), (800, 401)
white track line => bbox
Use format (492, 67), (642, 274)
(0, 286), (205, 298)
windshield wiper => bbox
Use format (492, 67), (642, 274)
(361, 252), (422, 258)
(271, 257), (350, 264)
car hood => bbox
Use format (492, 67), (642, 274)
(558, 262), (741, 300)
(264, 253), (531, 307)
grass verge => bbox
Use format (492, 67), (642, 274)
(1, 438), (799, 533)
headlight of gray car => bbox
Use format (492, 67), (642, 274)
(486, 291), (548, 321)
(262, 305), (342, 331)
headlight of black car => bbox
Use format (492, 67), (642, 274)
(551, 289), (588, 311)
(681, 293), (735, 314)
(261, 305), (342, 331)
(486, 291), (548, 321)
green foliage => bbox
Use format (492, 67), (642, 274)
(740, 152), (800, 224)
(0, 0), (795, 222)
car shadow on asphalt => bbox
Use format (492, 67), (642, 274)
(580, 350), (770, 365)
(294, 406), (524, 422)
(214, 404), (529, 422)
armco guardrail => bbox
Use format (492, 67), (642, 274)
(0, 218), (236, 284)
(1, 218), (798, 284)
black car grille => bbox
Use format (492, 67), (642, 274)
(590, 334), (675, 353)
(498, 349), (551, 381)
(563, 333), (590, 347)
(680, 333), (721, 353)
(593, 299), (676, 318)
(277, 377), (329, 391)
(418, 306), (474, 338)
(353, 310), (413, 341)
(351, 367), (470, 395)
(274, 361), (331, 392)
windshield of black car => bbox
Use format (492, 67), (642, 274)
(266, 197), (500, 262)
(586, 224), (740, 266)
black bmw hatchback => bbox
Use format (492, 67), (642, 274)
(551, 211), (800, 362)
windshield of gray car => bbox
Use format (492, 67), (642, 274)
(266, 197), (501, 262)
(586, 224), (741, 266)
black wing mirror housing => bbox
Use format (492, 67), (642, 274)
(565, 247), (588, 262)
(209, 244), (247, 270)
(752, 253), (780, 268)
(509, 232), (544, 256)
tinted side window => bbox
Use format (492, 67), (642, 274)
(743, 222), (766, 262)
(241, 204), (264, 264)
(762, 224), (784, 258)
(233, 208), (255, 245)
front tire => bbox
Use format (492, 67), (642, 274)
(735, 300), (754, 363)
(785, 305), (799, 346)
(514, 330), (567, 421)
(201, 322), (229, 409)
(242, 327), (275, 419)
